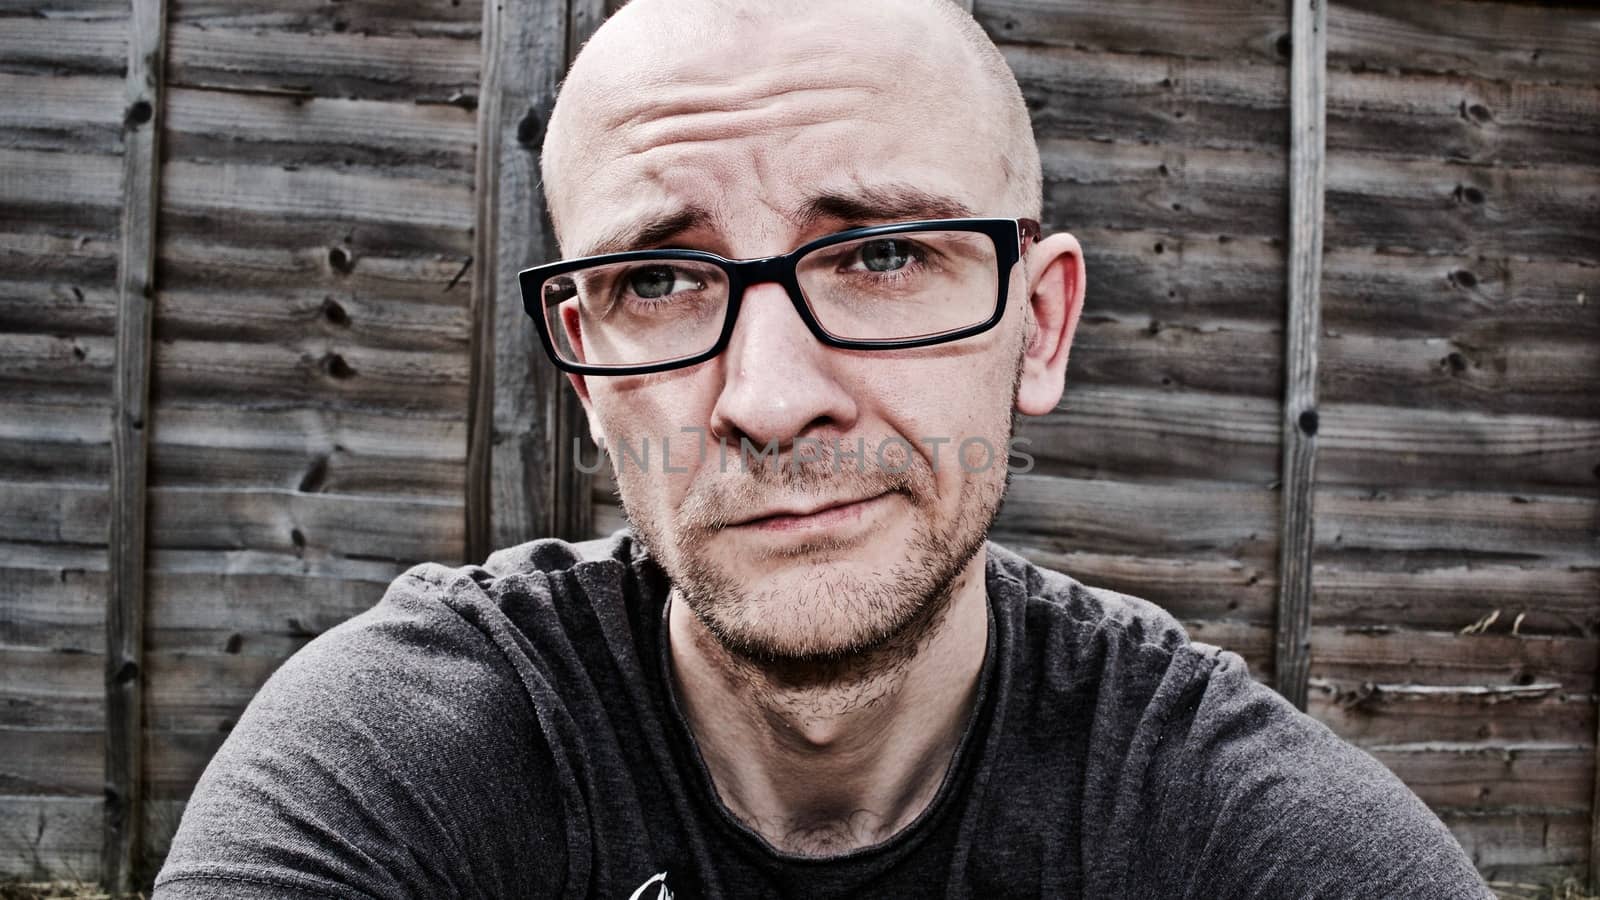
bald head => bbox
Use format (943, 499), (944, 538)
(540, 0), (1041, 254)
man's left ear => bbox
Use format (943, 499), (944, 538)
(1015, 231), (1086, 416)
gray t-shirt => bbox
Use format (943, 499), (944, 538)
(155, 530), (1490, 899)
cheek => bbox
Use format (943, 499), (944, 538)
(590, 380), (718, 499)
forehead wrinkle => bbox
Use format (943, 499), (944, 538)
(615, 84), (891, 158)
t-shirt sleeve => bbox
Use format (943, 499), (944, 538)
(153, 566), (569, 899)
(1140, 645), (1494, 900)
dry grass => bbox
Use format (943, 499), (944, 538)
(1491, 880), (1600, 900)
(0, 884), (143, 900)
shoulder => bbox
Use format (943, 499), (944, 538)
(984, 540), (1215, 699)
(157, 541), (601, 898)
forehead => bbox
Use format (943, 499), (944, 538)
(547, 3), (1012, 256)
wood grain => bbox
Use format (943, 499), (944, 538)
(1006, 42), (1287, 152)
(1274, 0), (1326, 710)
(1323, 153), (1600, 263)
(1328, 0), (1600, 85)
(104, 0), (165, 884)
(165, 24), (480, 102)
(167, 0), (481, 39)
(1327, 69), (1600, 168)
(977, 0), (1290, 66)
(471, 0), (585, 558)
(0, 797), (102, 882)
(0, 73), (124, 155)
(163, 86), (478, 184)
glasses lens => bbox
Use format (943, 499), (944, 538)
(795, 229), (1000, 342)
(541, 258), (730, 368)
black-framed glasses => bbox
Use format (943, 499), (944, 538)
(519, 217), (1042, 376)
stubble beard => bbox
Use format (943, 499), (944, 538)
(619, 427), (1015, 691)
(612, 347), (1026, 690)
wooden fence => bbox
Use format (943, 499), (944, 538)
(1, 0), (1595, 890)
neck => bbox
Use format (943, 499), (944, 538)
(666, 549), (990, 857)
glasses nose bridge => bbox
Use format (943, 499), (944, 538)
(725, 252), (811, 320)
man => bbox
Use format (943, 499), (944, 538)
(155, 0), (1492, 897)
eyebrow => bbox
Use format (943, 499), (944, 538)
(571, 206), (716, 259)
(797, 185), (977, 229)
(567, 185), (977, 260)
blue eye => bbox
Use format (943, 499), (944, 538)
(858, 239), (914, 272)
(627, 265), (691, 299)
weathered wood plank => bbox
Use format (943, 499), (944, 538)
(1274, 0), (1326, 710)
(145, 486), (463, 562)
(1371, 744), (1594, 812)
(163, 86), (477, 184)
(151, 338), (469, 414)
(1321, 249), (1599, 343)
(1319, 330), (1599, 421)
(1019, 386), (1280, 484)
(1000, 541), (1279, 627)
(995, 473), (1279, 560)
(105, 0), (165, 884)
(0, 481), (462, 562)
(144, 652), (291, 732)
(0, 17), (126, 77)
(0, 72), (124, 155)
(1312, 563), (1600, 639)
(1315, 488), (1598, 566)
(1318, 404), (1600, 495)
(1323, 154), (1600, 262)
(1310, 628), (1597, 694)
(165, 24), (480, 102)
(151, 441), (463, 499)
(1328, 0), (1600, 85)
(0, 271), (118, 339)
(0, 542), (106, 652)
(0, 399), (110, 484)
(1328, 69), (1600, 168)
(1067, 227), (1286, 324)
(166, 0), (481, 39)
(146, 557), (398, 657)
(0, 728), (102, 797)
(1005, 41), (1287, 152)
(0, 796), (102, 883)
(1069, 318), (1284, 398)
(0, 334), (114, 402)
(1039, 137), (1287, 241)
(1445, 809), (1589, 882)
(160, 160), (474, 234)
(1020, 391), (1600, 499)
(156, 231), (475, 302)
(147, 403), (467, 460)
(976, 0), (1290, 66)
(0, 148), (122, 223)
(0, 648), (104, 729)
(1313, 687), (1594, 747)
(152, 287), (471, 355)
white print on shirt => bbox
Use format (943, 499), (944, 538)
(627, 870), (673, 900)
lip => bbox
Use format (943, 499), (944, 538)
(727, 492), (890, 531)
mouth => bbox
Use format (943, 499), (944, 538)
(726, 492), (892, 532)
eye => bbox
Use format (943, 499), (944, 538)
(855, 239), (915, 273)
(625, 265), (702, 300)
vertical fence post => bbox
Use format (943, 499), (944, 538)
(467, 0), (589, 561)
(1273, 0), (1326, 711)
(1592, 702), (1599, 893)
(105, 0), (166, 888)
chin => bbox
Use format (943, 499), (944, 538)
(672, 519), (986, 667)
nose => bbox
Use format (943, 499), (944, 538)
(707, 281), (858, 452)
